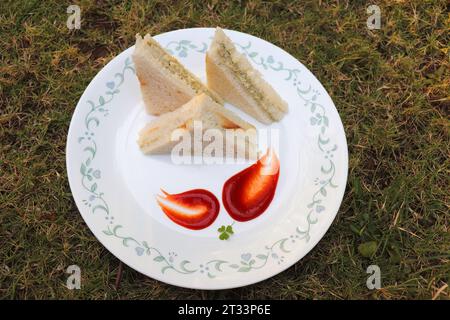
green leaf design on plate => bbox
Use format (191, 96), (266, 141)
(92, 205), (108, 214)
(211, 260), (227, 272)
(179, 260), (195, 273)
(238, 267), (251, 272)
(162, 266), (174, 274)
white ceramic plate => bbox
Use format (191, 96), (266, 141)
(66, 28), (348, 289)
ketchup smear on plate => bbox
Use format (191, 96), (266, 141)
(156, 189), (220, 230)
(222, 148), (280, 222)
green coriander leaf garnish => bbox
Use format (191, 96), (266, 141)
(218, 224), (234, 240)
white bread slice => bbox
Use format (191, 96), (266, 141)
(138, 94), (258, 159)
(132, 34), (223, 115)
(206, 27), (288, 124)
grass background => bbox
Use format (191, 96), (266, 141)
(0, 0), (449, 299)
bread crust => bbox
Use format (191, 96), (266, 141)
(206, 27), (288, 124)
(138, 94), (257, 159)
(206, 53), (273, 124)
(133, 34), (223, 115)
(133, 53), (195, 115)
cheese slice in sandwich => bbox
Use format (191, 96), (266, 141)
(206, 27), (288, 124)
(138, 93), (258, 159)
(133, 34), (223, 115)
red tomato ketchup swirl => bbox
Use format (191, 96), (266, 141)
(156, 189), (220, 230)
(222, 148), (280, 222)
